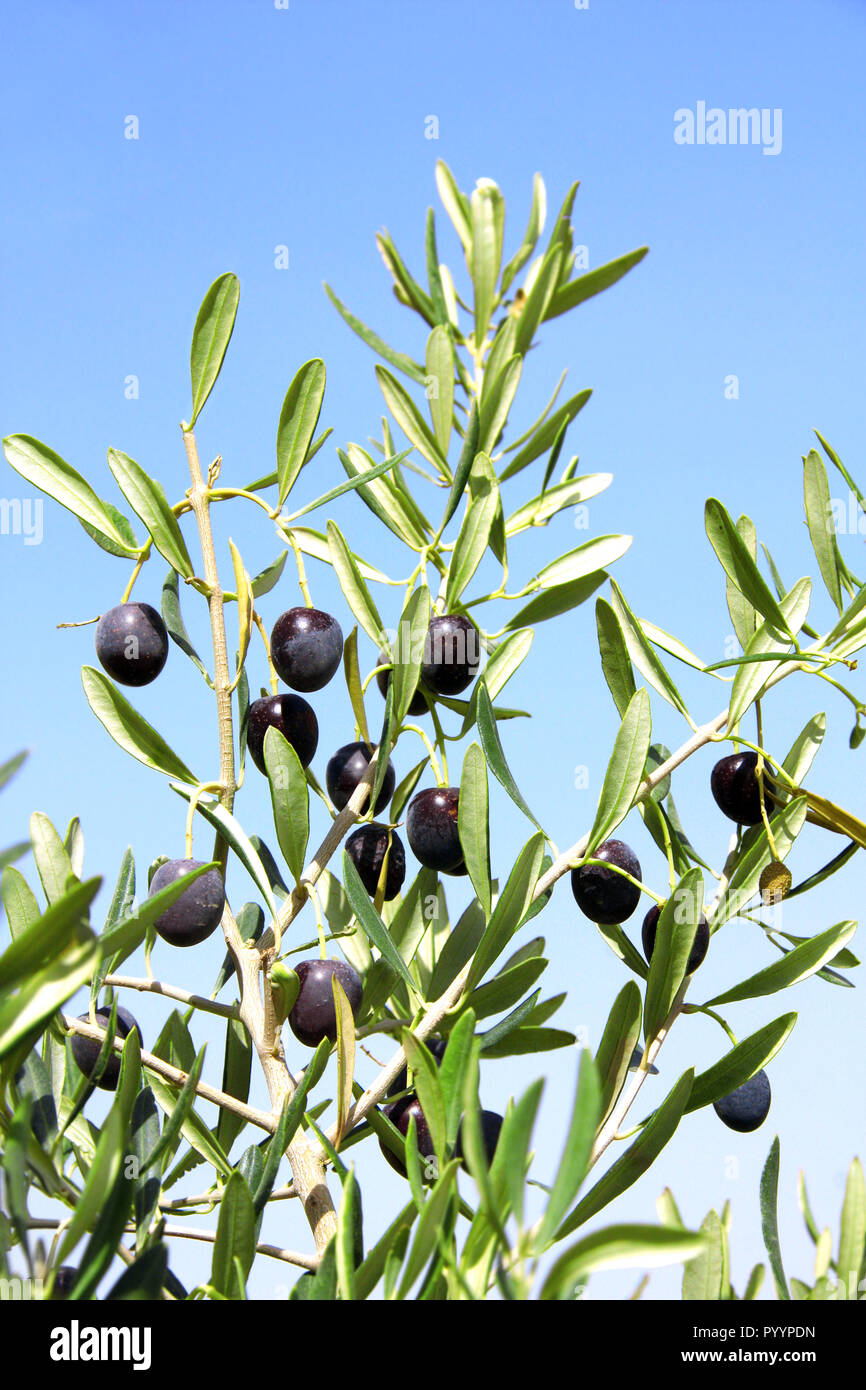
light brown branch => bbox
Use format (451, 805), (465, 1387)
(62, 1014), (275, 1133)
(104, 974), (238, 1020)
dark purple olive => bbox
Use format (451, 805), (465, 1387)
(95, 602), (168, 686)
(571, 839), (642, 925)
(376, 649), (429, 716)
(345, 823), (406, 901)
(641, 904), (710, 974)
(714, 1070), (772, 1132)
(70, 1007), (142, 1091)
(379, 1094), (435, 1178)
(271, 607), (343, 692)
(421, 614), (481, 697)
(247, 693), (318, 773)
(148, 859), (226, 947)
(288, 958), (363, 1048)
(326, 742), (396, 815)
(50, 1266), (79, 1299)
(406, 786), (464, 873)
(710, 751), (776, 826)
(456, 1110), (504, 1170)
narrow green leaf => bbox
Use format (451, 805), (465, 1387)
(0, 750), (28, 793)
(475, 679), (542, 830)
(335, 1167), (362, 1299)
(107, 449), (193, 577)
(441, 400), (479, 529)
(466, 957), (546, 1021)
(161, 569), (210, 680)
(435, 160), (472, 252)
(500, 389), (592, 481)
(189, 273), (239, 426)
(705, 499), (790, 634)
(342, 852), (419, 997)
(558, 1070), (694, 1236)
(595, 981), (643, 1124)
(402, 1032), (448, 1164)
(480, 1023), (574, 1058)
(506, 472), (611, 535)
(263, 726), (309, 882)
(836, 1158), (865, 1297)
(30, 811), (75, 904)
(55, 1104), (127, 1266)
(541, 1222), (706, 1299)
(396, 1161), (459, 1299)
(782, 713), (826, 784)
(252, 1041), (330, 1215)
(511, 247), (563, 362)
(0, 877), (99, 993)
(326, 520), (387, 646)
(428, 901), (487, 999)
(544, 247), (649, 320)
(355, 1202), (417, 1300)
(458, 743), (492, 918)
(148, 1073), (232, 1179)
(82, 667), (197, 782)
(425, 208), (449, 326)
(78, 498), (141, 557)
(323, 282), (426, 383)
(803, 450), (844, 612)
(760, 1136), (789, 1299)
(501, 172), (547, 293)
(141, 1047), (208, 1176)
(466, 832), (545, 990)
(743, 1263), (766, 1300)
(682, 1210), (724, 1300)
(425, 326), (455, 456)
(479, 355), (522, 457)
(596, 597), (638, 718)
(726, 579), (812, 731)
(686, 1014), (797, 1114)
(276, 359), (327, 506)
(332, 976), (356, 1145)
(376, 231), (435, 325)
(586, 688), (651, 855)
(337, 445), (427, 549)
(643, 869), (704, 1042)
(2, 435), (138, 553)
(706, 921), (856, 1006)
(536, 534), (632, 590)
(211, 1171), (255, 1298)
(438, 1010), (478, 1147)
(392, 585), (430, 728)
(469, 179), (504, 346)
(504, 571), (607, 631)
(609, 581), (690, 716)
(376, 366), (449, 475)
(536, 1051), (602, 1247)
(216, 1021), (252, 1157)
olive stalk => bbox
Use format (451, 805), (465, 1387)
(183, 425), (337, 1256)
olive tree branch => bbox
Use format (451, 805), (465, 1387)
(182, 428), (237, 838)
(26, 1218), (318, 1272)
(103, 974), (239, 1020)
(182, 426), (337, 1256)
(62, 1015), (275, 1132)
(159, 1181), (297, 1211)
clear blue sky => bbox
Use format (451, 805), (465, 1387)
(2, 0), (865, 1300)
